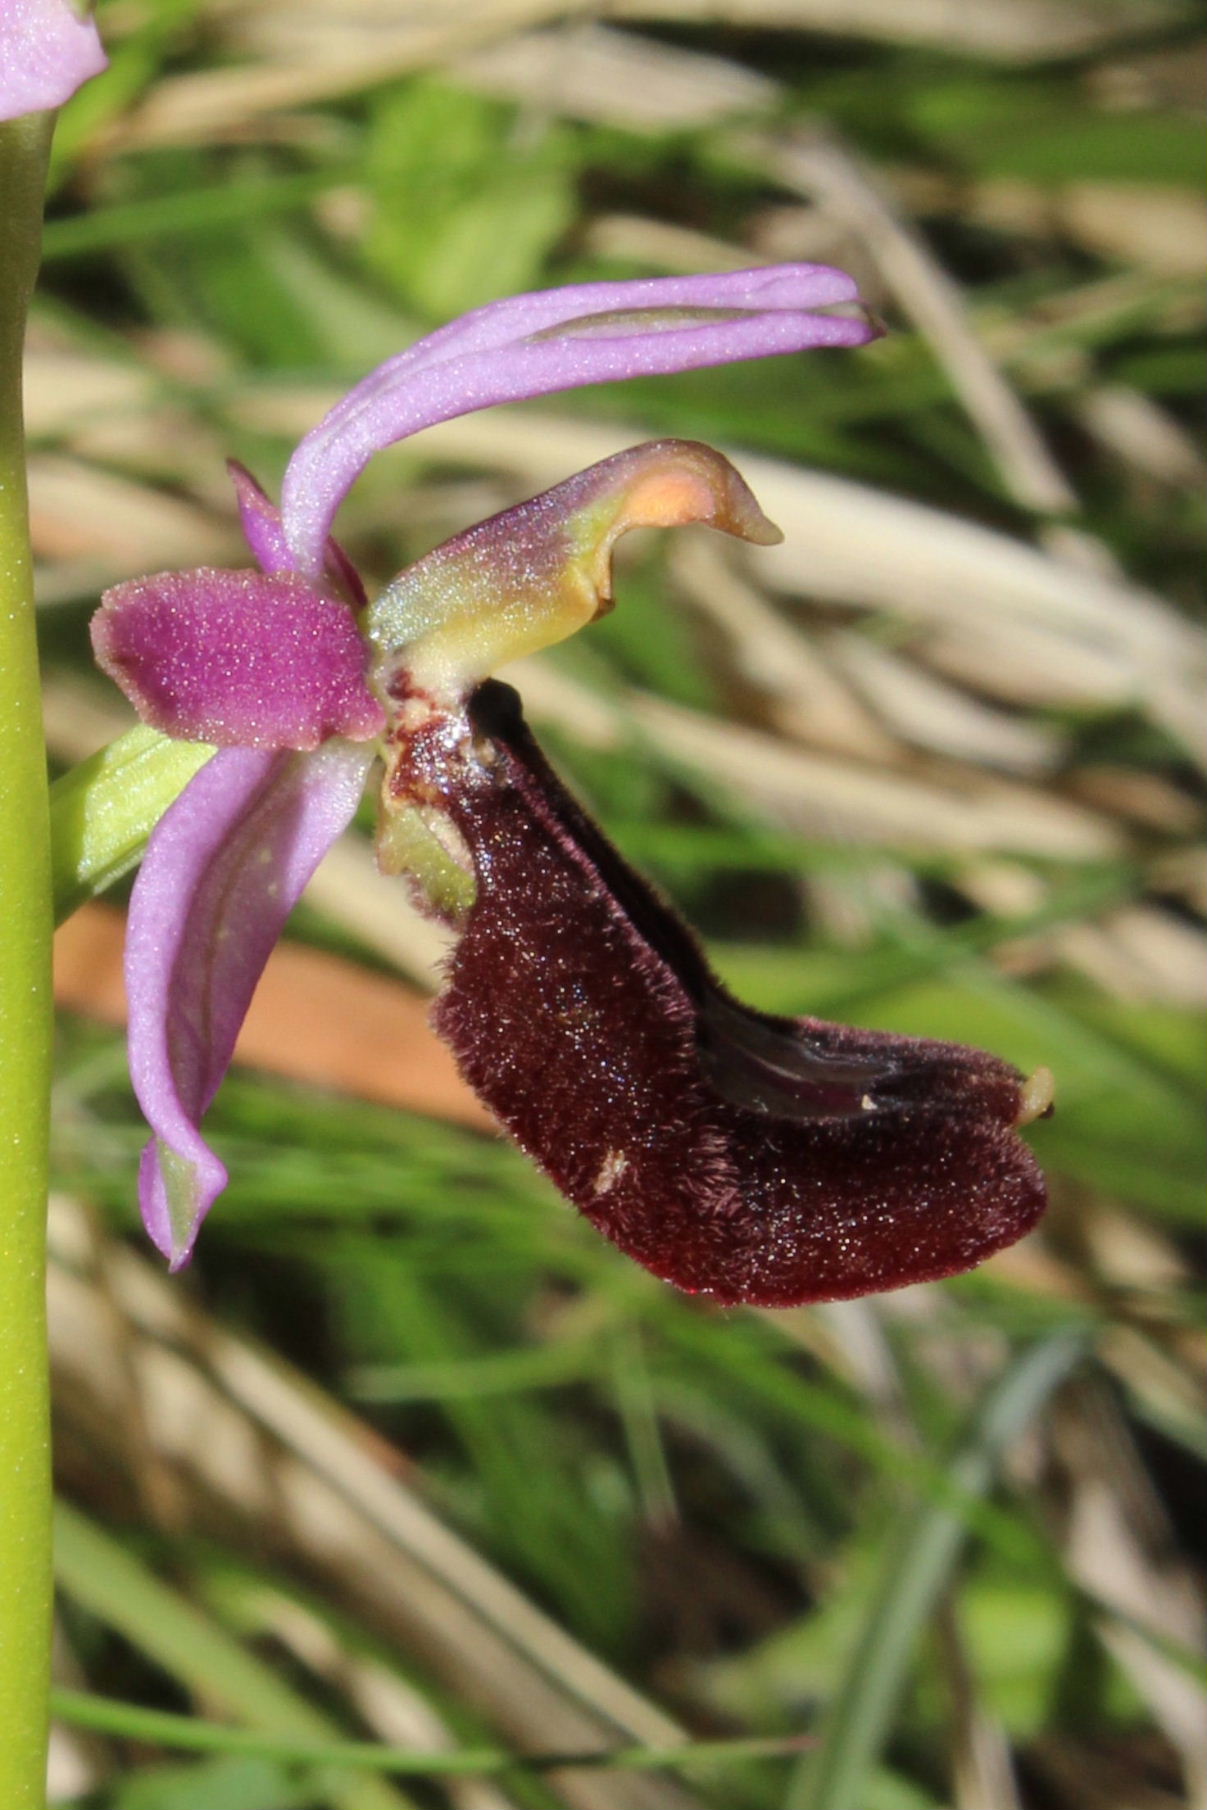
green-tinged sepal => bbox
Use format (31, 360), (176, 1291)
(367, 439), (780, 707)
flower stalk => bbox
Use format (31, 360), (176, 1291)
(0, 109), (57, 1810)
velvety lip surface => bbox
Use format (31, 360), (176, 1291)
(429, 682), (1047, 1308)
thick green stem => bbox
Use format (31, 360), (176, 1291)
(0, 112), (56, 1810)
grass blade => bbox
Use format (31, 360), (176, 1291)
(788, 1332), (1086, 1810)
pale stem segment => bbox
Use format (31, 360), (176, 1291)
(0, 111), (56, 1810)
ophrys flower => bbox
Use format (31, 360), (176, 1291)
(92, 265), (1050, 1294)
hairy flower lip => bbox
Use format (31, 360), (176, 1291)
(463, 683), (1030, 1134)
(427, 680), (1047, 1307)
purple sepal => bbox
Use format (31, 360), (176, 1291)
(127, 741), (373, 1267)
(93, 566), (385, 749)
(280, 266), (878, 577)
(0, 0), (107, 121)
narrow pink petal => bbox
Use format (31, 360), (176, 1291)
(128, 742), (374, 1266)
(280, 265), (878, 577)
(227, 461), (292, 574)
(93, 566), (385, 748)
(1, 0), (107, 120)
(226, 461), (367, 607)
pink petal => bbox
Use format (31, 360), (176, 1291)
(280, 265), (878, 578)
(127, 742), (374, 1267)
(226, 461), (292, 574)
(0, 0), (107, 120)
(226, 461), (366, 607)
(93, 566), (385, 749)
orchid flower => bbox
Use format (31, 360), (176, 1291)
(92, 265), (1050, 1295)
(0, 0), (106, 120)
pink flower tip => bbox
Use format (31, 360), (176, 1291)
(0, 0), (107, 121)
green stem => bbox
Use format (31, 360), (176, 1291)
(0, 112), (56, 1810)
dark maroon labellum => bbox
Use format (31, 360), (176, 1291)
(429, 682), (1048, 1307)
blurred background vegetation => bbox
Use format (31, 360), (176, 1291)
(37, 1), (1204, 1806)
